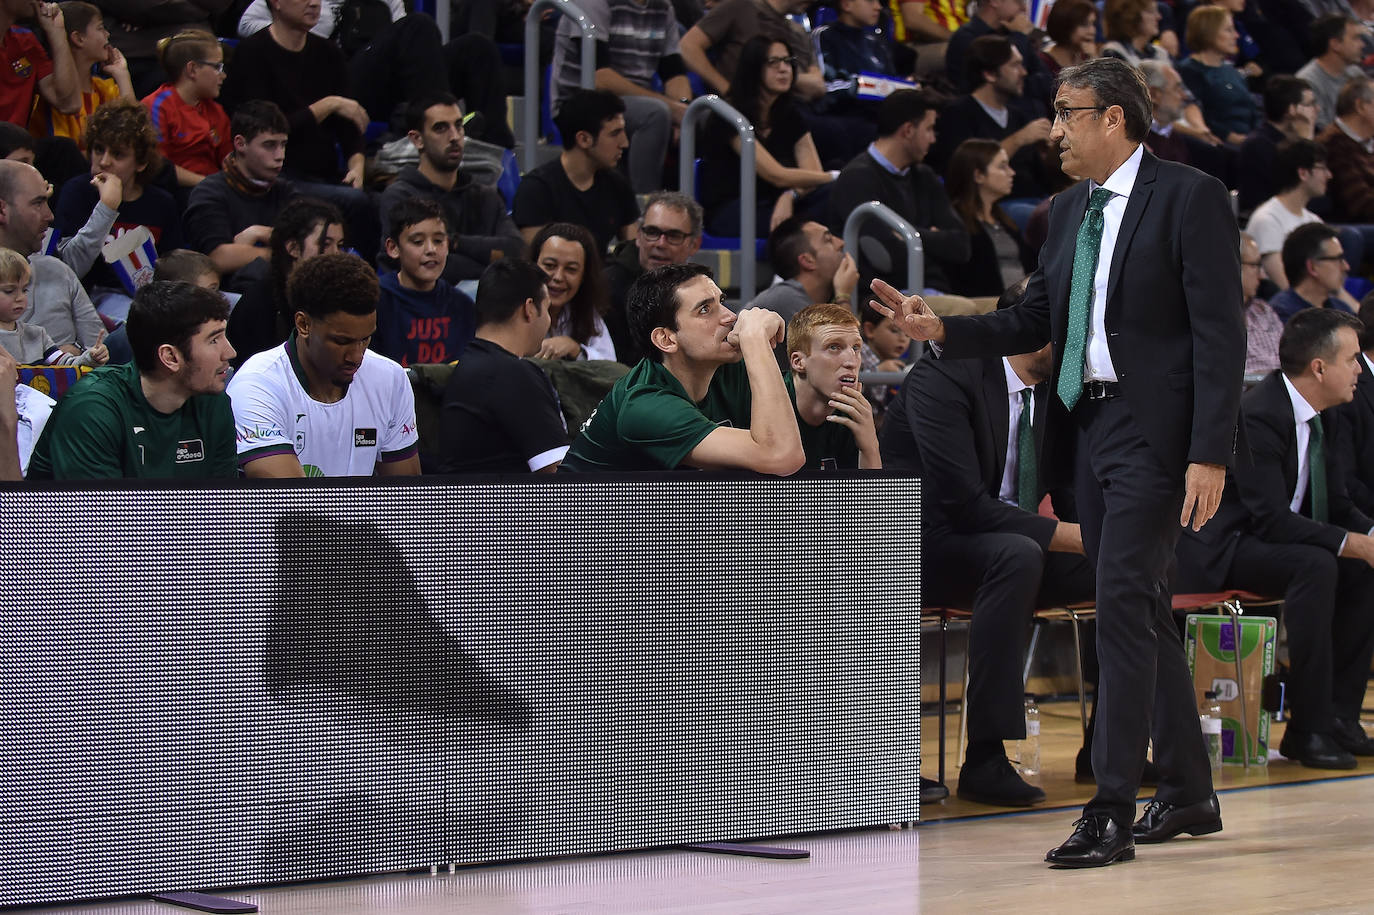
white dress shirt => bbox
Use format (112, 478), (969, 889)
(998, 357), (1034, 506)
(1281, 373), (1318, 513)
(1083, 143), (1145, 382)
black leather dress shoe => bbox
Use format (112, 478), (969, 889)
(1280, 727), (1357, 769)
(957, 754), (1046, 807)
(1045, 816), (1135, 868)
(1332, 718), (1374, 756)
(920, 776), (950, 804)
(1132, 793), (1223, 843)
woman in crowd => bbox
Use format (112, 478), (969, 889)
(944, 139), (1032, 299)
(1100, 0), (1173, 65)
(1040, 0), (1099, 77)
(530, 223), (615, 362)
(1177, 4), (1261, 145)
(698, 36), (835, 237)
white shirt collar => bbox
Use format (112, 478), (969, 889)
(1092, 143), (1144, 202)
(1335, 117), (1374, 152)
(1002, 356), (1031, 395)
(1281, 372), (1319, 426)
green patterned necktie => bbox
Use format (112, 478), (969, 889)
(1308, 415), (1328, 523)
(1017, 388), (1037, 511)
(1057, 186), (1116, 410)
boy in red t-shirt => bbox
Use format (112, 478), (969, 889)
(140, 29), (229, 189)
(0, 1), (80, 126)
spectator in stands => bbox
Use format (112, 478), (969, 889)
(0, 342), (22, 478)
(560, 263), (805, 473)
(54, 99), (182, 315)
(228, 252), (420, 478)
(679, 0), (825, 102)
(1331, 296), (1374, 517)
(511, 89), (639, 253)
(891, 0), (965, 69)
(0, 1), (80, 128)
(373, 196), (475, 368)
(754, 216), (858, 322)
(531, 222), (615, 362)
(141, 29), (230, 192)
(550, 0), (692, 194)
(1177, 5), (1261, 145)
(828, 89), (970, 297)
(0, 160), (103, 354)
(1317, 78), (1374, 226)
(1175, 307), (1374, 770)
(0, 245), (105, 364)
(379, 92), (523, 286)
(1238, 76), (1318, 215)
(697, 37), (836, 237)
(153, 247), (217, 288)
(928, 36), (1054, 198)
(1100, 0), (1171, 66)
(604, 191), (702, 365)
(1271, 223), (1357, 322)
(219, 0), (377, 260)
(878, 284), (1093, 807)
(1039, 0), (1098, 78)
(784, 303), (880, 469)
(814, 0), (911, 127)
(1241, 232), (1283, 377)
(859, 302), (910, 422)
(436, 258), (571, 474)
(95, 1), (231, 98)
(224, 196), (343, 367)
(944, 138), (1030, 298)
(184, 100), (295, 278)
(1297, 15), (1365, 132)
(0, 120), (32, 163)
(26, 279), (235, 479)
(943, 0), (1051, 112)
(236, 0), (514, 147)
(1248, 140), (1335, 289)
(29, 2), (132, 144)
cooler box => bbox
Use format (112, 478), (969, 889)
(1185, 614), (1276, 766)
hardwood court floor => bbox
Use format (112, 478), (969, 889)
(16, 698), (1374, 915)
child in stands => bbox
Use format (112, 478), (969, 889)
(29, 1), (135, 145)
(0, 247), (107, 366)
(141, 29), (229, 191)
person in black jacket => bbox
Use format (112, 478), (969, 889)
(1331, 297), (1374, 518)
(944, 137), (1033, 298)
(1176, 308), (1374, 770)
(880, 282), (1093, 807)
(827, 89), (970, 295)
(379, 93), (524, 286)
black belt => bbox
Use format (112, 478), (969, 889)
(1084, 380), (1121, 400)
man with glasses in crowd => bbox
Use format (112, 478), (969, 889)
(604, 192), (702, 364)
(1270, 223), (1357, 323)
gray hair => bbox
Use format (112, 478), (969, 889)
(641, 191), (703, 237)
(1137, 59), (1174, 92)
(1057, 57), (1153, 142)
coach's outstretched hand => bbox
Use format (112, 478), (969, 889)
(868, 278), (945, 344)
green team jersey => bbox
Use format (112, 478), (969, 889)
(785, 373), (860, 470)
(561, 358), (753, 471)
(27, 362), (237, 480)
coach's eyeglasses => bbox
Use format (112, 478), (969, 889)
(1053, 106), (1106, 124)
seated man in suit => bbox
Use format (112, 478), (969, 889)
(1332, 298), (1374, 517)
(879, 283), (1093, 806)
(1176, 308), (1374, 769)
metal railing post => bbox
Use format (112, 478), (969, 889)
(842, 201), (924, 295)
(679, 96), (757, 302)
(522, 0), (597, 172)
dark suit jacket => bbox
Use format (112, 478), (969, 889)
(880, 352), (1070, 548)
(1179, 371), (1374, 587)
(1330, 357), (1374, 517)
(939, 150), (1246, 477)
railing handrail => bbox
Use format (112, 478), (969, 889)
(678, 95), (758, 302)
(522, 0), (597, 171)
(842, 201), (924, 295)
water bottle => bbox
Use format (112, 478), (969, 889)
(1019, 693), (1041, 777)
(1200, 690), (1224, 771)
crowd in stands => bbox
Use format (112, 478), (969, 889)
(6, 0), (1374, 810)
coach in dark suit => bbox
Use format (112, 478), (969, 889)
(1179, 309), (1374, 769)
(873, 58), (1245, 867)
(1331, 298), (1374, 517)
(881, 318), (1094, 807)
